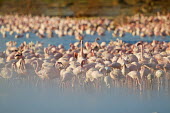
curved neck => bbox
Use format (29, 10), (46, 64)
(137, 77), (142, 91)
(32, 60), (39, 73)
(81, 60), (85, 68)
(137, 77), (141, 86)
(55, 62), (65, 70)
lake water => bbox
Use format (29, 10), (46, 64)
(0, 78), (170, 113)
(0, 31), (170, 51)
(0, 32), (170, 113)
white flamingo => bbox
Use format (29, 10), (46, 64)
(127, 71), (142, 91)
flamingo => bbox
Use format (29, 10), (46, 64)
(110, 68), (124, 86)
(32, 60), (60, 80)
(12, 53), (27, 77)
(127, 71), (142, 90)
(91, 38), (100, 51)
(136, 41), (144, 62)
(60, 67), (75, 88)
(155, 70), (164, 84)
(77, 40), (85, 63)
(104, 75), (112, 88)
(0, 63), (13, 79)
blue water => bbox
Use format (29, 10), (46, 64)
(0, 31), (170, 51)
(0, 80), (170, 113)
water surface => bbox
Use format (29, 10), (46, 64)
(0, 31), (170, 51)
(0, 79), (170, 113)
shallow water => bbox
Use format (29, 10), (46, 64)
(0, 31), (170, 51)
(1, 32), (170, 113)
(0, 79), (170, 113)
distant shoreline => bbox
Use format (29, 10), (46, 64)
(0, 0), (169, 17)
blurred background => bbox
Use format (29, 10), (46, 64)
(0, 0), (169, 17)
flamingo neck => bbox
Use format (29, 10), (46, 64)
(140, 45), (144, 61)
(81, 60), (85, 68)
(119, 50), (122, 57)
(122, 65), (126, 76)
(80, 40), (84, 58)
(35, 61), (39, 73)
(137, 77), (142, 91)
(91, 49), (95, 56)
(137, 77), (141, 86)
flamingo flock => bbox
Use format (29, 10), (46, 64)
(0, 13), (169, 40)
(112, 13), (170, 37)
(0, 38), (170, 91)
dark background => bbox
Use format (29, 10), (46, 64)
(0, 0), (169, 16)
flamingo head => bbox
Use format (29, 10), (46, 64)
(95, 37), (100, 42)
(81, 59), (86, 68)
(136, 41), (143, 46)
(105, 66), (111, 73)
(73, 52), (78, 59)
(14, 52), (23, 59)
